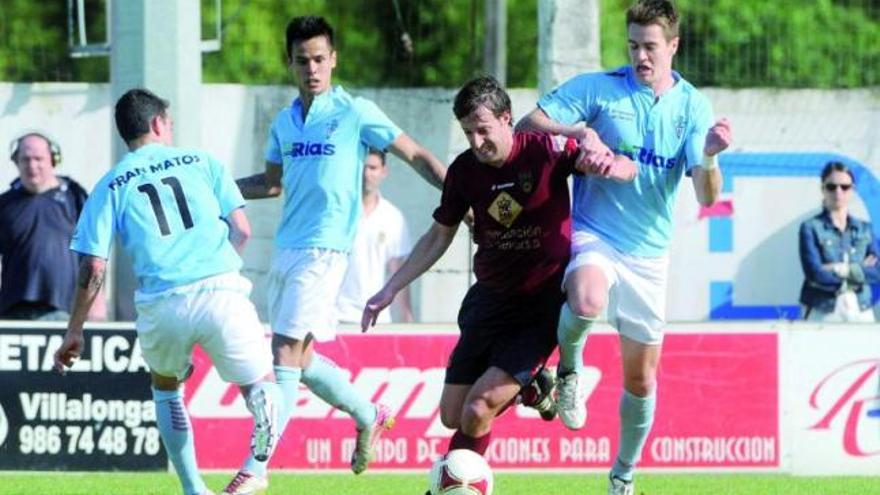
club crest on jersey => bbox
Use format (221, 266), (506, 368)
(518, 171), (534, 194)
(488, 191), (522, 228)
(326, 119), (339, 138)
(674, 115), (687, 139)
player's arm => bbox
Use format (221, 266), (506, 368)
(235, 162), (283, 200)
(86, 290), (108, 321)
(387, 134), (446, 190)
(691, 164), (722, 206)
(692, 118), (731, 206)
(574, 152), (638, 183)
(54, 255), (106, 374)
(387, 256), (415, 323)
(362, 221), (458, 330)
(224, 207), (252, 255)
(517, 107), (586, 138)
(522, 108), (623, 172)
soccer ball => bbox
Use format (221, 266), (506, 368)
(428, 449), (493, 495)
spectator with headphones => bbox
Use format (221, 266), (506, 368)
(0, 132), (106, 321)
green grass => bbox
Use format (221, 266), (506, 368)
(2, 472), (879, 495)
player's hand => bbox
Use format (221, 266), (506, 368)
(575, 127), (615, 175)
(577, 127), (611, 155)
(864, 254), (878, 267)
(704, 118), (732, 157)
(563, 122), (590, 142)
(574, 148), (615, 177)
(361, 287), (396, 332)
(53, 331), (84, 375)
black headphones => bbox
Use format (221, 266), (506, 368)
(9, 132), (62, 167)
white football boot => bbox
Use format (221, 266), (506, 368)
(220, 470), (268, 495)
(556, 370), (587, 430)
(351, 403), (395, 474)
(607, 475), (634, 495)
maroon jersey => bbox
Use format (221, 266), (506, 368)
(433, 132), (576, 294)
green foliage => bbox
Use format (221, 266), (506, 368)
(600, 0), (880, 88)
(203, 0), (538, 88)
(0, 0), (107, 81)
(600, 0), (630, 70)
(0, 0), (877, 88)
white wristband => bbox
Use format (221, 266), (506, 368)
(702, 154), (718, 169)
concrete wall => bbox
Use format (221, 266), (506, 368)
(2, 83), (879, 322)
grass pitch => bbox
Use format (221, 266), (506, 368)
(2, 472), (879, 495)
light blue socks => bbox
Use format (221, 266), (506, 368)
(556, 303), (595, 374)
(152, 388), (206, 495)
(243, 366), (302, 476)
(611, 389), (657, 482)
(302, 353), (376, 429)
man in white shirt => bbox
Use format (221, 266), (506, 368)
(337, 148), (414, 323)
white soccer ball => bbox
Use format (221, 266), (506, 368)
(428, 449), (494, 495)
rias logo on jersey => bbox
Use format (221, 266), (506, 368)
(284, 141), (337, 158)
(618, 141), (677, 170)
(488, 191), (522, 228)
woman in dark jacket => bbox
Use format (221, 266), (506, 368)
(799, 161), (880, 322)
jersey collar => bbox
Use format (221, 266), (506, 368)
(624, 65), (684, 99)
(291, 86), (339, 127)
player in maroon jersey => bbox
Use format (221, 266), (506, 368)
(362, 76), (636, 465)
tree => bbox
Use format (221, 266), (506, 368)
(1, 0), (876, 89)
(600, 0), (880, 88)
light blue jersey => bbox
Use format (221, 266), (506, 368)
(71, 143), (244, 293)
(265, 86), (402, 251)
(539, 65), (714, 257)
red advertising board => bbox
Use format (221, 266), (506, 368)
(184, 330), (779, 470)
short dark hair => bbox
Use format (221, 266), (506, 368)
(114, 89), (169, 143)
(286, 16), (335, 60)
(367, 147), (387, 165)
(453, 76), (512, 120)
(626, 0), (680, 39)
(821, 160), (855, 184)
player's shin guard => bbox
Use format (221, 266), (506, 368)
(611, 389), (656, 482)
(152, 388), (206, 495)
(449, 429), (492, 456)
(557, 303), (595, 374)
(242, 366), (302, 476)
(302, 353), (376, 428)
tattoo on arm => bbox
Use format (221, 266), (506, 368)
(77, 262), (106, 292)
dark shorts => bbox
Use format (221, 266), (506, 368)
(446, 282), (565, 387)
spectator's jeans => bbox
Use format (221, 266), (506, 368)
(802, 291), (876, 323)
